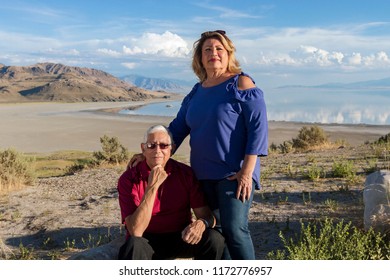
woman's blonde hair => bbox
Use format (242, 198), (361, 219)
(192, 31), (241, 82)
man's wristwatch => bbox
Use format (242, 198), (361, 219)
(198, 218), (209, 228)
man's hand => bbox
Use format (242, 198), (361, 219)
(128, 153), (145, 169)
(126, 165), (168, 237)
(147, 165), (168, 189)
(181, 220), (206, 245)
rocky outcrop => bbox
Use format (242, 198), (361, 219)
(68, 236), (125, 260)
(363, 170), (390, 234)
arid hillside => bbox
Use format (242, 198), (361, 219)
(0, 63), (174, 102)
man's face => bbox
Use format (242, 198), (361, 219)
(141, 130), (172, 168)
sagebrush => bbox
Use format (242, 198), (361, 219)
(0, 148), (35, 192)
(93, 135), (129, 165)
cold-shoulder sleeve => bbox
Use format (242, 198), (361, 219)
(228, 73), (268, 156)
(168, 83), (200, 149)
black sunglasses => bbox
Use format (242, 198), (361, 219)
(201, 30), (226, 37)
(144, 143), (172, 150)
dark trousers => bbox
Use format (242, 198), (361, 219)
(118, 229), (225, 260)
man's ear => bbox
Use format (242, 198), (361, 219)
(170, 144), (176, 156)
(140, 143), (145, 153)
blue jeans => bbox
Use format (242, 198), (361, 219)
(200, 179), (255, 260)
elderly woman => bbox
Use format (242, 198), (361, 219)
(131, 30), (268, 259)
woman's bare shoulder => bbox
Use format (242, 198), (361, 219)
(237, 74), (255, 90)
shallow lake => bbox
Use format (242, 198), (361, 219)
(119, 87), (390, 125)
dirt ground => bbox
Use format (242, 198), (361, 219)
(1, 142), (387, 260)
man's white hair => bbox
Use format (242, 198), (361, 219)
(143, 124), (174, 144)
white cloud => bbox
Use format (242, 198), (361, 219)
(123, 45), (143, 55)
(348, 53), (362, 65)
(194, 3), (260, 19)
(364, 51), (390, 66)
(254, 44), (390, 71)
(376, 51), (389, 62)
(121, 62), (137, 69)
(331, 52), (344, 64)
(122, 31), (190, 58)
(66, 49), (80, 56)
(97, 48), (121, 57)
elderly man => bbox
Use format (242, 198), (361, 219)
(117, 125), (224, 260)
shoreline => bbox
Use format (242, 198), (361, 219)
(0, 101), (389, 156)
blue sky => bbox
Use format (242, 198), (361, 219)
(1, 0), (390, 89)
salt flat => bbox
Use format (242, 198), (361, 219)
(0, 102), (389, 156)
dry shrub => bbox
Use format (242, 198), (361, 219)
(0, 148), (35, 193)
(93, 135), (129, 165)
(375, 132), (390, 144)
(272, 126), (333, 154)
(0, 238), (14, 259)
(292, 126), (329, 151)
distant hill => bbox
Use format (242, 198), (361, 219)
(121, 74), (194, 94)
(0, 63), (174, 103)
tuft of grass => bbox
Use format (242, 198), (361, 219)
(331, 160), (356, 178)
(63, 238), (76, 251)
(81, 232), (112, 249)
(17, 242), (35, 260)
(323, 199), (338, 211)
(302, 191), (312, 205)
(305, 163), (324, 181)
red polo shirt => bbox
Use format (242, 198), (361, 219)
(118, 158), (207, 234)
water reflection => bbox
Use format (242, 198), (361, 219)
(119, 87), (390, 125)
(266, 87), (390, 124)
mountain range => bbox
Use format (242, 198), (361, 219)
(121, 74), (194, 94)
(0, 63), (174, 103)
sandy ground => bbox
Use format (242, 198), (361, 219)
(1, 101), (389, 157)
(0, 100), (190, 156)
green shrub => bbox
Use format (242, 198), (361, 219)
(269, 143), (278, 153)
(93, 135), (129, 165)
(268, 218), (390, 260)
(370, 141), (390, 170)
(331, 160), (356, 178)
(292, 126), (329, 150)
(305, 163), (324, 181)
(279, 141), (293, 154)
(374, 132), (390, 144)
(65, 163), (86, 175)
(0, 148), (35, 192)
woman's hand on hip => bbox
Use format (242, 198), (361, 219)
(227, 170), (252, 203)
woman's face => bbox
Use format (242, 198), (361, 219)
(201, 38), (229, 72)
